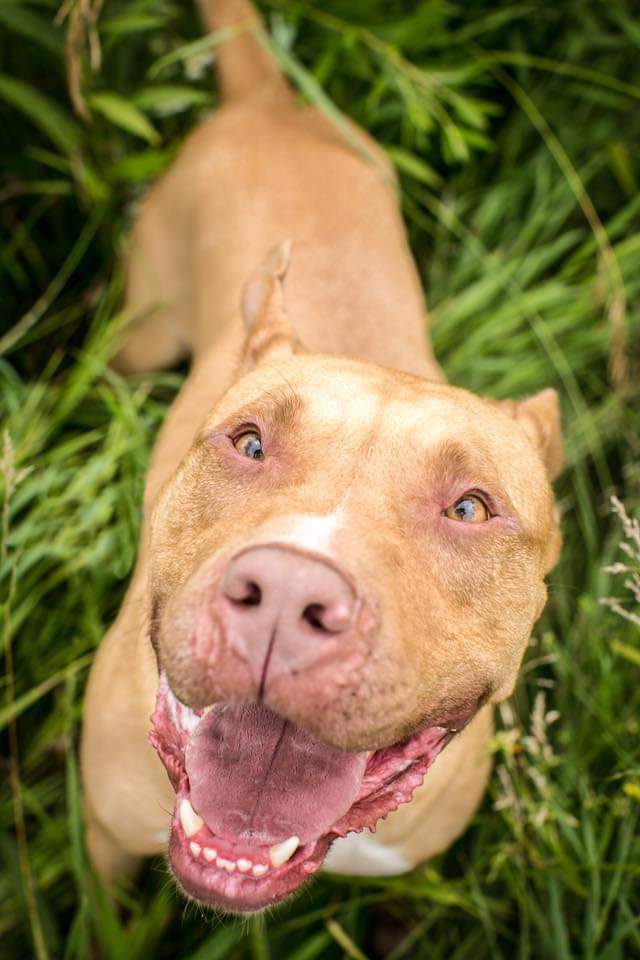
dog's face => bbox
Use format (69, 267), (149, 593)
(148, 249), (562, 911)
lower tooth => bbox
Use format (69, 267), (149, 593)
(203, 847), (217, 862)
(189, 842), (201, 857)
(269, 835), (300, 868)
(252, 864), (268, 877)
(217, 858), (235, 872)
(237, 859), (252, 872)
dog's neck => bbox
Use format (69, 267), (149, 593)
(192, 281), (443, 385)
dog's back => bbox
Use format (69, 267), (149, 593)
(115, 0), (440, 381)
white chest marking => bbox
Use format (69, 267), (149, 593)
(322, 831), (413, 877)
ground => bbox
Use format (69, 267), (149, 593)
(0, 1), (639, 957)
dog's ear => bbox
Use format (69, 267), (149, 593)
(501, 388), (563, 481)
(240, 240), (302, 369)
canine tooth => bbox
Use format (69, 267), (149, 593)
(252, 864), (268, 877)
(179, 798), (204, 837)
(203, 847), (217, 862)
(189, 841), (201, 857)
(269, 835), (299, 868)
(217, 857), (235, 872)
(236, 858), (252, 872)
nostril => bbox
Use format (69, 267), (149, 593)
(229, 579), (262, 607)
(303, 603), (327, 632)
(302, 602), (353, 634)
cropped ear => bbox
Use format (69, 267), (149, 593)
(240, 239), (302, 370)
(501, 388), (563, 481)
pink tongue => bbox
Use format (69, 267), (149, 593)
(185, 703), (367, 845)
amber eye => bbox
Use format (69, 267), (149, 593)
(233, 431), (264, 460)
(444, 494), (490, 523)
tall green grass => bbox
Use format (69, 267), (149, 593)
(1, 1), (639, 957)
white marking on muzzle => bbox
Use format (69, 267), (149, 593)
(267, 511), (344, 556)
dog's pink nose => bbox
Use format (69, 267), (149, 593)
(219, 546), (357, 681)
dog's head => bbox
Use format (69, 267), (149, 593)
(148, 244), (562, 911)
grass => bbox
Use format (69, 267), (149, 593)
(1, 0), (639, 956)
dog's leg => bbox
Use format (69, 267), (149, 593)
(112, 0), (293, 376)
(85, 805), (141, 888)
(81, 581), (175, 885)
(111, 185), (192, 374)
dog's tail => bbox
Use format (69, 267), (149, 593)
(197, 0), (292, 103)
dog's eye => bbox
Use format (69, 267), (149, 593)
(444, 494), (489, 523)
(233, 431), (263, 460)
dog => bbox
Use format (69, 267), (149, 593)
(81, 0), (563, 913)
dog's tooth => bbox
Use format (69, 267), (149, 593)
(203, 847), (217, 862)
(179, 797), (204, 837)
(252, 864), (268, 877)
(189, 841), (201, 857)
(269, 835), (299, 868)
(236, 858), (252, 872)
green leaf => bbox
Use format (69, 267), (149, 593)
(148, 24), (238, 79)
(0, 654), (92, 732)
(101, 12), (169, 37)
(0, 73), (82, 155)
(107, 147), (175, 183)
(0, 3), (64, 56)
(448, 93), (492, 130)
(88, 92), (160, 144)
(133, 85), (211, 116)
(386, 145), (442, 186)
(441, 121), (470, 163)
(612, 639), (640, 666)
(608, 141), (637, 196)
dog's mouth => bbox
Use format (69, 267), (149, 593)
(150, 673), (455, 911)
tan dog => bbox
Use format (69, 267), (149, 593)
(81, 0), (563, 913)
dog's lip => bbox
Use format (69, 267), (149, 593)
(167, 783), (327, 911)
(168, 815), (328, 912)
(150, 674), (459, 909)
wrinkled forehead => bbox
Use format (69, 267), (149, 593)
(212, 357), (513, 443)
(294, 365), (486, 439)
(299, 365), (547, 490)
(206, 358), (549, 507)
(212, 357), (467, 429)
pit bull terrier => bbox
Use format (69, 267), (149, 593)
(81, 0), (563, 913)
